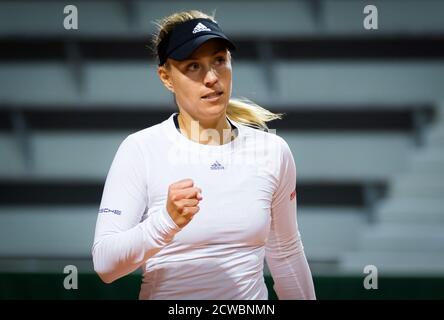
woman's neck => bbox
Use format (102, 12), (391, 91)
(176, 112), (236, 146)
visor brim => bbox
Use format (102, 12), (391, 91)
(168, 34), (235, 61)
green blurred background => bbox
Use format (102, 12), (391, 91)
(2, 274), (444, 300)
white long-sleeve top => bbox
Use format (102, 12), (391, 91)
(92, 112), (316, 300)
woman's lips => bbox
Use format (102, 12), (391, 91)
(201, 92), (223, 102)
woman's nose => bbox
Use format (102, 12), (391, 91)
(204, 68), (218, 86)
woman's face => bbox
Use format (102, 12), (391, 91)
(158, 39), (232, 122)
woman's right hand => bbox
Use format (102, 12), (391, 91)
(166, 178), (203, 228)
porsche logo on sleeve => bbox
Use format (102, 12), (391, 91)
(99, 208), (122, 215)
(290, 189), (296, 201)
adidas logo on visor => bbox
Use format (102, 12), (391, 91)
(192, 22), (211, 34)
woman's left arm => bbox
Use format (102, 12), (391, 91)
(265, 137), (316, 300)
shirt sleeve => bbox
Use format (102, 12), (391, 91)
(92, 134), (182, 284)
(265, 137), (316, 300)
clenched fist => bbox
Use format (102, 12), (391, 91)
(166, 178), (202, 228)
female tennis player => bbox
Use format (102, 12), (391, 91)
(92, 10), (316, 300)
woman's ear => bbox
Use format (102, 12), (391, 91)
(157, 66), (175, 93)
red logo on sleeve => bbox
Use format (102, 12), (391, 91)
(290, 189), (296, 201)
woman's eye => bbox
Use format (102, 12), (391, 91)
(215, 57), (226, 64)
(187, 63), (199, 71)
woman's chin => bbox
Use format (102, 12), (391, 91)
(199, 101), (227, 114)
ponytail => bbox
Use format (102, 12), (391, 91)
(227, 98), (284, 130)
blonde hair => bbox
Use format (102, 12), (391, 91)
(151, 10), (284, 130)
